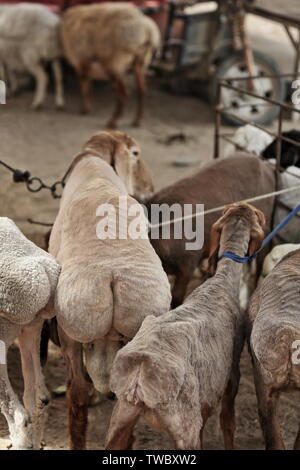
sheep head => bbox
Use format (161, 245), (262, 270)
(81, 131), (154, 201)
(208, 202), (266, 275)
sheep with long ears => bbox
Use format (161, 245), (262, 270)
(106, 202), (266, 450)
(49, 131), (170, 450)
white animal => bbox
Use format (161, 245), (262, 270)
(0, 3), (64, 109)
(224, 125), (273, 157)
(0, 217), (60, 449)
(259, 243), (300, 280)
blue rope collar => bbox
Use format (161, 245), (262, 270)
(219, 203), (300, 263)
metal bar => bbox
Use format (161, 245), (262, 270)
(237, 8), (256, 91)
(214, 81), (222, 159)
(219, 80), (300, 114)
(276, 107), (283, 171)
(246, 6), (300, 30)
(284, 25), (298, 51)
(220, 72), (300, 80)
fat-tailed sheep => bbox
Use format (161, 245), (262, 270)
(0, 217), (60, 449)
(49, 131), (170, 449)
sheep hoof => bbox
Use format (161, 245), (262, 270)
(131, 120), (141, 128)
(55, 103), (65, 112)
(31, 103), (44, 111)
(80, 107), (91, 115)
(106, 120), (117, 129)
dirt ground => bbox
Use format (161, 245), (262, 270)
(0, 14), (300, 450)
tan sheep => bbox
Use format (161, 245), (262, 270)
(49, 131), (170, 450)
(60, 3), (160, 128)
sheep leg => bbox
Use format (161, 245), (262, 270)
(18, 319), (50, 449)
(29, 63), (48, 109)
(107, 74), (128, 129)
(132, 62), (145, 127)
(58, 324), (92, 450)
(105, 398), (141, 450)
(51, 59), (65, 109)
(220, 375), (239, 449)
(78, 71), (92, 114)
(171, 266), (192, 308)
(253, 366), (284, 450)
(200, 403), (212, 450)
(0, 352), (33, 449)
(294, 423), (300, 450)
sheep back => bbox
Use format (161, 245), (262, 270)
(0, 217), (60, 325)
(0, 4), (61, 70)
(60, 3), (160, 76)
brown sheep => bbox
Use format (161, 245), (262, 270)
(146, 153), (277, 308)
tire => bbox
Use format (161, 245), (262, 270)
(212, 50), (285, 126)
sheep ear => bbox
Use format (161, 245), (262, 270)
(207, 222), (222, 275)
(113, 141), (134, 195)
(254, 207), (266, 230)
(206, 205), (234, 275)
(248, 208), (266, 257)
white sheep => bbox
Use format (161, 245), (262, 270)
(224, 124), (273, 157)
(259, 243), (300, 280)
(0, 217), (60, 449)
(0, 3), (64, 109)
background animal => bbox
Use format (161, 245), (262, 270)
(48, 131), (170, 450)
(0, 3), (64, 109)
(106, 203), (265, 450)
(248, 248), (300, 449)
(60, 3), (160, 128)
(262, 129), (300, 168)
(259, 243), (300, 280)
(224, 124), (272, 157)
(147, 153), (276, 307)
(0, 217), (60, 449)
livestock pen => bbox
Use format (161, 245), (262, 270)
(0, 0), (300, 454)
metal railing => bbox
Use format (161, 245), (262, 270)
(214, 72), (300, 172)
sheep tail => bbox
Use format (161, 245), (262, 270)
(124, 368), (144, 405)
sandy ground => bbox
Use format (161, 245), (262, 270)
(0, 13), (300, 450)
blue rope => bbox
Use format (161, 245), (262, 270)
(219, 203), (300, 263)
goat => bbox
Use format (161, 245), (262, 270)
(48, 131), (170, 450)
(0, 3), (64, 109)
(262, 129), (300, 168)
(105, 202), (266, 450)
(60, 3), (160, 128)
(147, 153), (276, 308)
(0, 217), (60, 449)
(248, 248), (300, 449)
